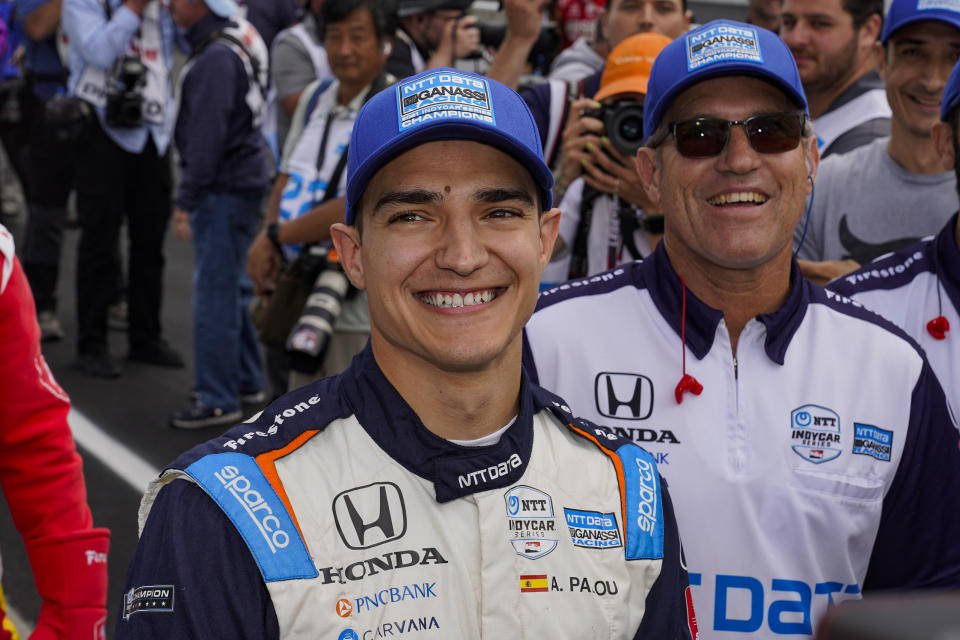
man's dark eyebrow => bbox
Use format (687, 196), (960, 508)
(473, 188), (535, 206)
(373, 189), (442, 213)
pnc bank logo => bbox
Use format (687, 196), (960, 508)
(333, 482), (407, 550)
(595, 372), (654, 420)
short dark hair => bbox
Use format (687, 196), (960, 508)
(842, 0), (882, 30)
(321, 0), (399, 43)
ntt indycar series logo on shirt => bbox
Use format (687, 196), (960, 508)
(791, 404), (841, 464)
(686, 24), (762, 71)
(397, 71), (494, 131)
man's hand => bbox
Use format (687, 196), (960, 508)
(172, 209), (191, 241)
(503, 0), (544, 43)
(581, 138), (652, 209)
(797, 259), (861, 286)
(451, 15), (481, 59)
(247, 230), (281, 298)
(557, 98), (603, 192)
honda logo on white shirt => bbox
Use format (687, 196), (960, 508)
(595, 372), (654, 420)
(333, 482), (407, 549)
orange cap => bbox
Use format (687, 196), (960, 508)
(594, 32), (672, 102)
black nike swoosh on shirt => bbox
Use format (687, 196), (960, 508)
(838, 215), (921, 264)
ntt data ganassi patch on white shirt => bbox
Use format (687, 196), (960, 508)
(396, 71), (494, 131)
(686, 24), (762, 71)
(918, 0), (960, 11)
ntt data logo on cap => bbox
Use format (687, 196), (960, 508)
(397, 71), (495, 131)
(686, 24), (763, 71)
(918, 0), (960, 10)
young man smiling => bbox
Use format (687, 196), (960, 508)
(795, 0), (960, 284)
(524, 20), (960, 638)
(117, 69), (695, 639)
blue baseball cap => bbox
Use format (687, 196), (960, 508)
(882, 0), (960, 44)
(345, 68), (553, 225)
(204, 0), (239, 18)
(941, 58), (960, 120)
(642, 20), (808, 143)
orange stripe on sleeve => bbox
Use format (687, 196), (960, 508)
(567, 423), (629, 543)
(256, 430), (320, 550)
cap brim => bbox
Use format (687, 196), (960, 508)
(594, 77), (649, 102)
(347, 120), (554, 223)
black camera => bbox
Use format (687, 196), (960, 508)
(581, 100), (645, 156)
(105, 56), (146, 128)
(474, 22), (561, 76)
(286, 245), (351, 374)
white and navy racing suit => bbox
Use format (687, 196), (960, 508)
(523, 242), (960, 639)
(116, 345), (697, 639)
(827, 212), (959, 419)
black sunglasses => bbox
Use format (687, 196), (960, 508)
(648, 112), (806, 158)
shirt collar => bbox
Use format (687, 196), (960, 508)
(185, 13), (231, 48)
(342, 346), (545, 503)
(641, 242), (809, 364)
(934, 211), (960, 313)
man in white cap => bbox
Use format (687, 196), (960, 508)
(525, 19), (960, 638)
(167, 0), (271, 428)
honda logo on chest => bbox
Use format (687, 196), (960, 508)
(333, 482), (407, 549)
(594, 372), (654, 420)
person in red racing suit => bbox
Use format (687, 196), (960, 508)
(0, 224), (110, 640)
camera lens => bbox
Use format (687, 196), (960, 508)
(618, 116), (642, 143)
(608, 103), (646, 156)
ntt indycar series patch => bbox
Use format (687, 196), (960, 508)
(396, 71), (495, 131)
(686, 24), (763, 71)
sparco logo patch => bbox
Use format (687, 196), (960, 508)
(595, 372), (654, 420)
(122, 585), (174, 620)
(791, 404), (842, 464)
(565, 508), (622, 549)
(852, 423), (893, 462)
(333, 482), (407, 550)
(505, 485), (558, 559)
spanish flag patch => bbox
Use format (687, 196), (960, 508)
(520, 574), (548, 593)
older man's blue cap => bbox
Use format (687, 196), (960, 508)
(941, 59), (960, 120)
(882, 0), (960, 44)
(642, 20), (808, 142)
(345, 68), (553, 225)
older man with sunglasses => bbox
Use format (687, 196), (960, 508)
(524, 20), (960, 638)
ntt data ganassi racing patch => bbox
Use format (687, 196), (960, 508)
(396, 71), (494, 131)
(686, 24), (762, 71)
(123, 585), (174, 620)
(852, 423), (893, 462)
(565, 508), (622, 549)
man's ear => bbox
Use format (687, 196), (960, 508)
(857, 13), (882, 54)
(331, 223), (367, 290)
(933, 120), (956, 172)
(876, 41), (887, 81)
(636, 147), (662, 208)
(538, 207), (562, 273)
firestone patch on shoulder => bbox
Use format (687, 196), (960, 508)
(686, 24), (762, 71)
(123, 585), (175, 620)
(396, 70), (495, 131)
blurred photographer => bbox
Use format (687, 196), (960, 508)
(62, 0), (183, 378)
(387, 0), (478, 78)
(246, 0), (396, 392)
(15, 0), (82, 342)
(168, 0), (269, 429)
(546, 32), (669, 282)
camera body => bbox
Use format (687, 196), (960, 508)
(581, 100), (645, 156)
(105, 56), (146, 128)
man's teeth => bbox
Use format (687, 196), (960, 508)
(421, 291), (497, 308)
(708, 191), (768, 206)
